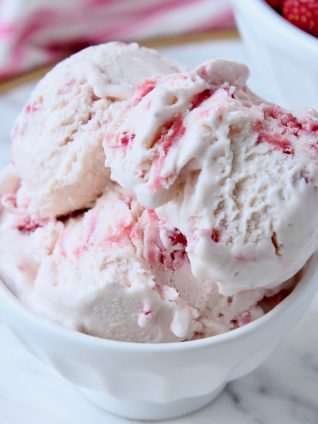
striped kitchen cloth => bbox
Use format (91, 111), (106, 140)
(0, 0), (233, 80)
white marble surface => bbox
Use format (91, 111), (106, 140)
(1, 40), (318, 423)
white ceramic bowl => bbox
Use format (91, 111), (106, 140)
(0, 256), (318, 421)
(232, 0), (318, 109)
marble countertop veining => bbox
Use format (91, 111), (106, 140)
(0, 40), (318, 424)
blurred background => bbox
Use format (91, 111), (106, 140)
(0, 0), (234, 80)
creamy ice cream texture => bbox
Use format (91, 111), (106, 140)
(104, 60), (318, 295)
(2, 166), (282, 342)
(1, 43), (317, 343)
(12, 42), (179, 218)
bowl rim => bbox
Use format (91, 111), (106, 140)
(233, 0), (318, 54)
(0, 253), (317, 353)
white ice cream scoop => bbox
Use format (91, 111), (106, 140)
(104, 59), (318, 294)
(12, 42), (179, 218)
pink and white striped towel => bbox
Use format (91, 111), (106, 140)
(0, 0), (233, 80)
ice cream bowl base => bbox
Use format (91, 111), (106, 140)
(0, 255), (318, 421)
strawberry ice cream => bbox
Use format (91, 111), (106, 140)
(0, 45), (315, 343)
(104, 59), (318, 295)
(12, 42), (179, 218)
(0, 166), (295, 342)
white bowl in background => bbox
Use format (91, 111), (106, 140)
(0, 255), (317, 421)
(232, 0), (318, 109)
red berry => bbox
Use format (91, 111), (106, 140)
(169, 229), (187, 247)
(266, 0), (283, 10)
(282, 0), (318, 37)
(211, 229), (220, 243)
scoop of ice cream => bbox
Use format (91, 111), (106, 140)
(12, 42), (179, 218)
(31, 189), (296, 341)
(104, 59), (318, 294)
(31, 184), (201, 342)
(131, 207), (268, 337)
(1, 166), (283, 342)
